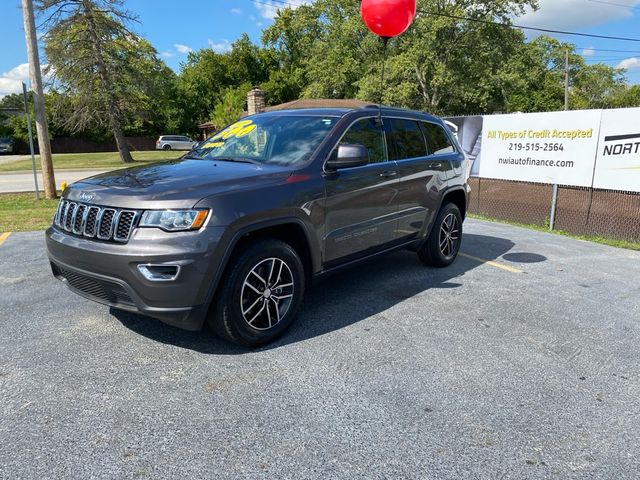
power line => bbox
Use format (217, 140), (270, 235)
(253, 0), (308, 8)
(583, 56), (636, 60)
(586, 0), (640, 10)
(416, 10), (640, 43)
(255, 0), (640, 43)
(575, 47), (640, 53)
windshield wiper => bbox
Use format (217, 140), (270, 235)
(211, 156), (262, 165)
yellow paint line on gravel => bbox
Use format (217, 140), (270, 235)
(459, 252), (523, 274)
(0, 232), (11, 246)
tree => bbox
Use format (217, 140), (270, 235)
(499, 36), (627, 112)
(572, 63), (626, 110)
(262, 3), (325, 102)
(177, 34), (273, 127)
(608, 85), (640, 108)
(210, 83), (251, 130)
(38, 0), (158, 163)
(263, 0), (539, 115)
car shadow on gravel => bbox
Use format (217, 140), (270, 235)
(112, 233), (530, 354)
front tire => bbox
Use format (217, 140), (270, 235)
(418, 203), (462, 268)
(208, 239), (305, 347)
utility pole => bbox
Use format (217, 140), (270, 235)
(21, 0), (56, 199)
(564, 49), (569, 111)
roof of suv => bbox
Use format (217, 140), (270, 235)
(264, 98), (375, 111)
(255, 104), (443, 124)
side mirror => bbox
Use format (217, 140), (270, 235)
(326, 144), (369, 170)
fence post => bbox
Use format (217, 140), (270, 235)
(549, 184), (558, 230)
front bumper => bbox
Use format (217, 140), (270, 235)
(46, 225), (226, 330)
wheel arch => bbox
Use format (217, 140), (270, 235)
(413, 185), (468, 252)
(440, 186), (468, 220)
(203, 217), (319, 314)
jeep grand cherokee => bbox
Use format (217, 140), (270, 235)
(46, 106), (470, 347)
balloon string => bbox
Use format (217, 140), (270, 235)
(379, 36), (389, 122)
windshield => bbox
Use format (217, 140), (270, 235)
(189, 115), (338, 166)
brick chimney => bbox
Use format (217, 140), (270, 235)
(247, 87), (266, 115)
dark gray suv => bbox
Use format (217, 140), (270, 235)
(46, 106), (470, 347)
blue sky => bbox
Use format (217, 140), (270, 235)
(1, 0), (639, 99)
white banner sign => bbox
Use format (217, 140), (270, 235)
(593, 108), (640, 192)
(478, 110), (601, 187)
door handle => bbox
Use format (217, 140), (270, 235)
(380, 170), (397, 178)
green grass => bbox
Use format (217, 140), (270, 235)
(0, 192), (60, 232)
(0, 150), (183, 173)
(469, 213), (640, 251)
(3, 192), (640, 248)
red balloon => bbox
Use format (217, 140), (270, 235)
(360, 0), (416, 38)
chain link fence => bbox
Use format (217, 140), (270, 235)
(467, 177), (640, 243)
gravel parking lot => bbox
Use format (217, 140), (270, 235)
(1, 219), (639, 479)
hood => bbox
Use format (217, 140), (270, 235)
(65, 158), (291, 209)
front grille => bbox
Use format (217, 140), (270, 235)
(55, 199), (139, 243)
(55, 265), (134, 307)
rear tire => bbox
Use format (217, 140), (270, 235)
(208, 239), (305, 347)
(418, 203), (462, 268)
(163, 144), (171, 150)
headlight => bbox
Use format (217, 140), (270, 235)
(139, 209), (209, 231)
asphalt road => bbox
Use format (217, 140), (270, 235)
(0, 169), (108, 193)
(1, 219), (639, 479)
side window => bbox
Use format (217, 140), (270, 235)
(386, 118), (428, 161)
(422, 122), (455, 155)
(334, 117), (386, 164)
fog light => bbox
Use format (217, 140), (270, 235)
(137, 264), (181, 282)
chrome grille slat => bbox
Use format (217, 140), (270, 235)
(84, 207), (100, 237)
(97, 208), (116, 240)
(55, 200), (66, 227)
(72, 205), (87, 234)
(54, 201), (138, 243)
(64, 203), (77, 231)
(60, 201), (70, 229)
(114, 210), (137, 242)
(61, 201), (68, 227)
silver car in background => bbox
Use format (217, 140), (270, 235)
(155, 135), (197, 151)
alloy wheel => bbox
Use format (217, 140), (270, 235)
(240, 257), (295, 330)
(439, 213), (460, 258)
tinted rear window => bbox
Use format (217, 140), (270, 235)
(386, 118), (427, 161)
(422, 122), (455, 155)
